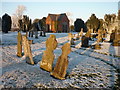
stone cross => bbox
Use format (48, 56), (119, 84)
(40, 35), (57, 72)
(50, 43), (71, 80)
(22, 35), (34, 65)
(17, 31), (22, 57)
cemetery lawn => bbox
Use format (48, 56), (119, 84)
(0, 31), (120, 89)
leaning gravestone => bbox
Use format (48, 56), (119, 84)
(40, 35), (57, 72)
(51, 43), (71, 80)
(17, 31), (22, 57)
(22, 35), (34, 65)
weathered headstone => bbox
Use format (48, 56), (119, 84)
(112, 28), (120, 46)
(81, 36), (89, 47)
(17, 31), (22, 57)
(26, 32), (28, 38)
(40, 35), (57, 72)
(79, 28), (83, 37)
(68, 33), (73, 41)
(22, 35), (34, 65)
(50, 43), (71, 80)
(85, 30), (91, 38)
(75, 33), (80, 40)
(35, 30), (38, 39)
(96, 30), (103, 43)
(110, 30), (115, 42)
(94, 29), (102, 49)
(70, 38), (75, 45)
(40, 31), (42, 36)
(43, 28), (46, 37)
(94, 44), (101, 49)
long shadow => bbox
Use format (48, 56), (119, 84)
(110, 45), (120, 89)
(33, 53), (43, 64)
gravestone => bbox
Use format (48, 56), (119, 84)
(112, 28), (120, 46)
(81, 36), (89, 47)
(94, 44), (101, 49)
(68, 33), (73, 41)
(50, 43), (71, 80)
(40, 35), (57, 72)
(17, 31), (22, 57)
(35, 31), (38, 39)
(43, 31), (46, 37)
(96, 30), (103, 43)
(70, 38), (75, 45)
(85, 30), (91, 38)
(22, 35), (34, 65)
(79, 28), (83, 37)
(94, 29), (102, 49)
(75, 33), (80, 40)
(110, 30), (115, 42)
(26, 32), (28, 38)
(40, 31), (42, 36)
(43, 28), (46, 37)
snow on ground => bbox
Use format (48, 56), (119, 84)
(0, 31), (120, 89)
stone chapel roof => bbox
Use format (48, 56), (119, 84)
(48, 13), (68, 21)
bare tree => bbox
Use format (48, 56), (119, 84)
(66, 12), (74, 31)
(11, 5), (26, 28)
(15, 5), (26, 20)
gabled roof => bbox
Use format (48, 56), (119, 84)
(48, 13), (68, 21)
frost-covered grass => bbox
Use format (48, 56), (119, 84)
(0, 31), (120, 89)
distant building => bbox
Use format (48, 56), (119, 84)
(46, 13), (70, 33)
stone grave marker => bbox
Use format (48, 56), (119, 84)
(22, 35), (34, 65)
(70, 38), (75, 45)
(85, 30), (91, 38)
(79, 28), (83, 37)
(96, 30), (103, 43)
(68, 33), (73, 41)
(110, 30), (115, 42)
(81, 35), (89, 47)
(17, 31), (22, 57)
(50, 43), (71, 80)
(40, 35), (57, 72)
(35, 30), (38, 39)
(94, 29), (102, 49)
(113, 28), (120, 46)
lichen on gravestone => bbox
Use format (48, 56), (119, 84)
(40, 35), (57, 72)
(50, 43), (71, 80)
(17, 31), (22, 57)
(22, 35), (34, 65)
